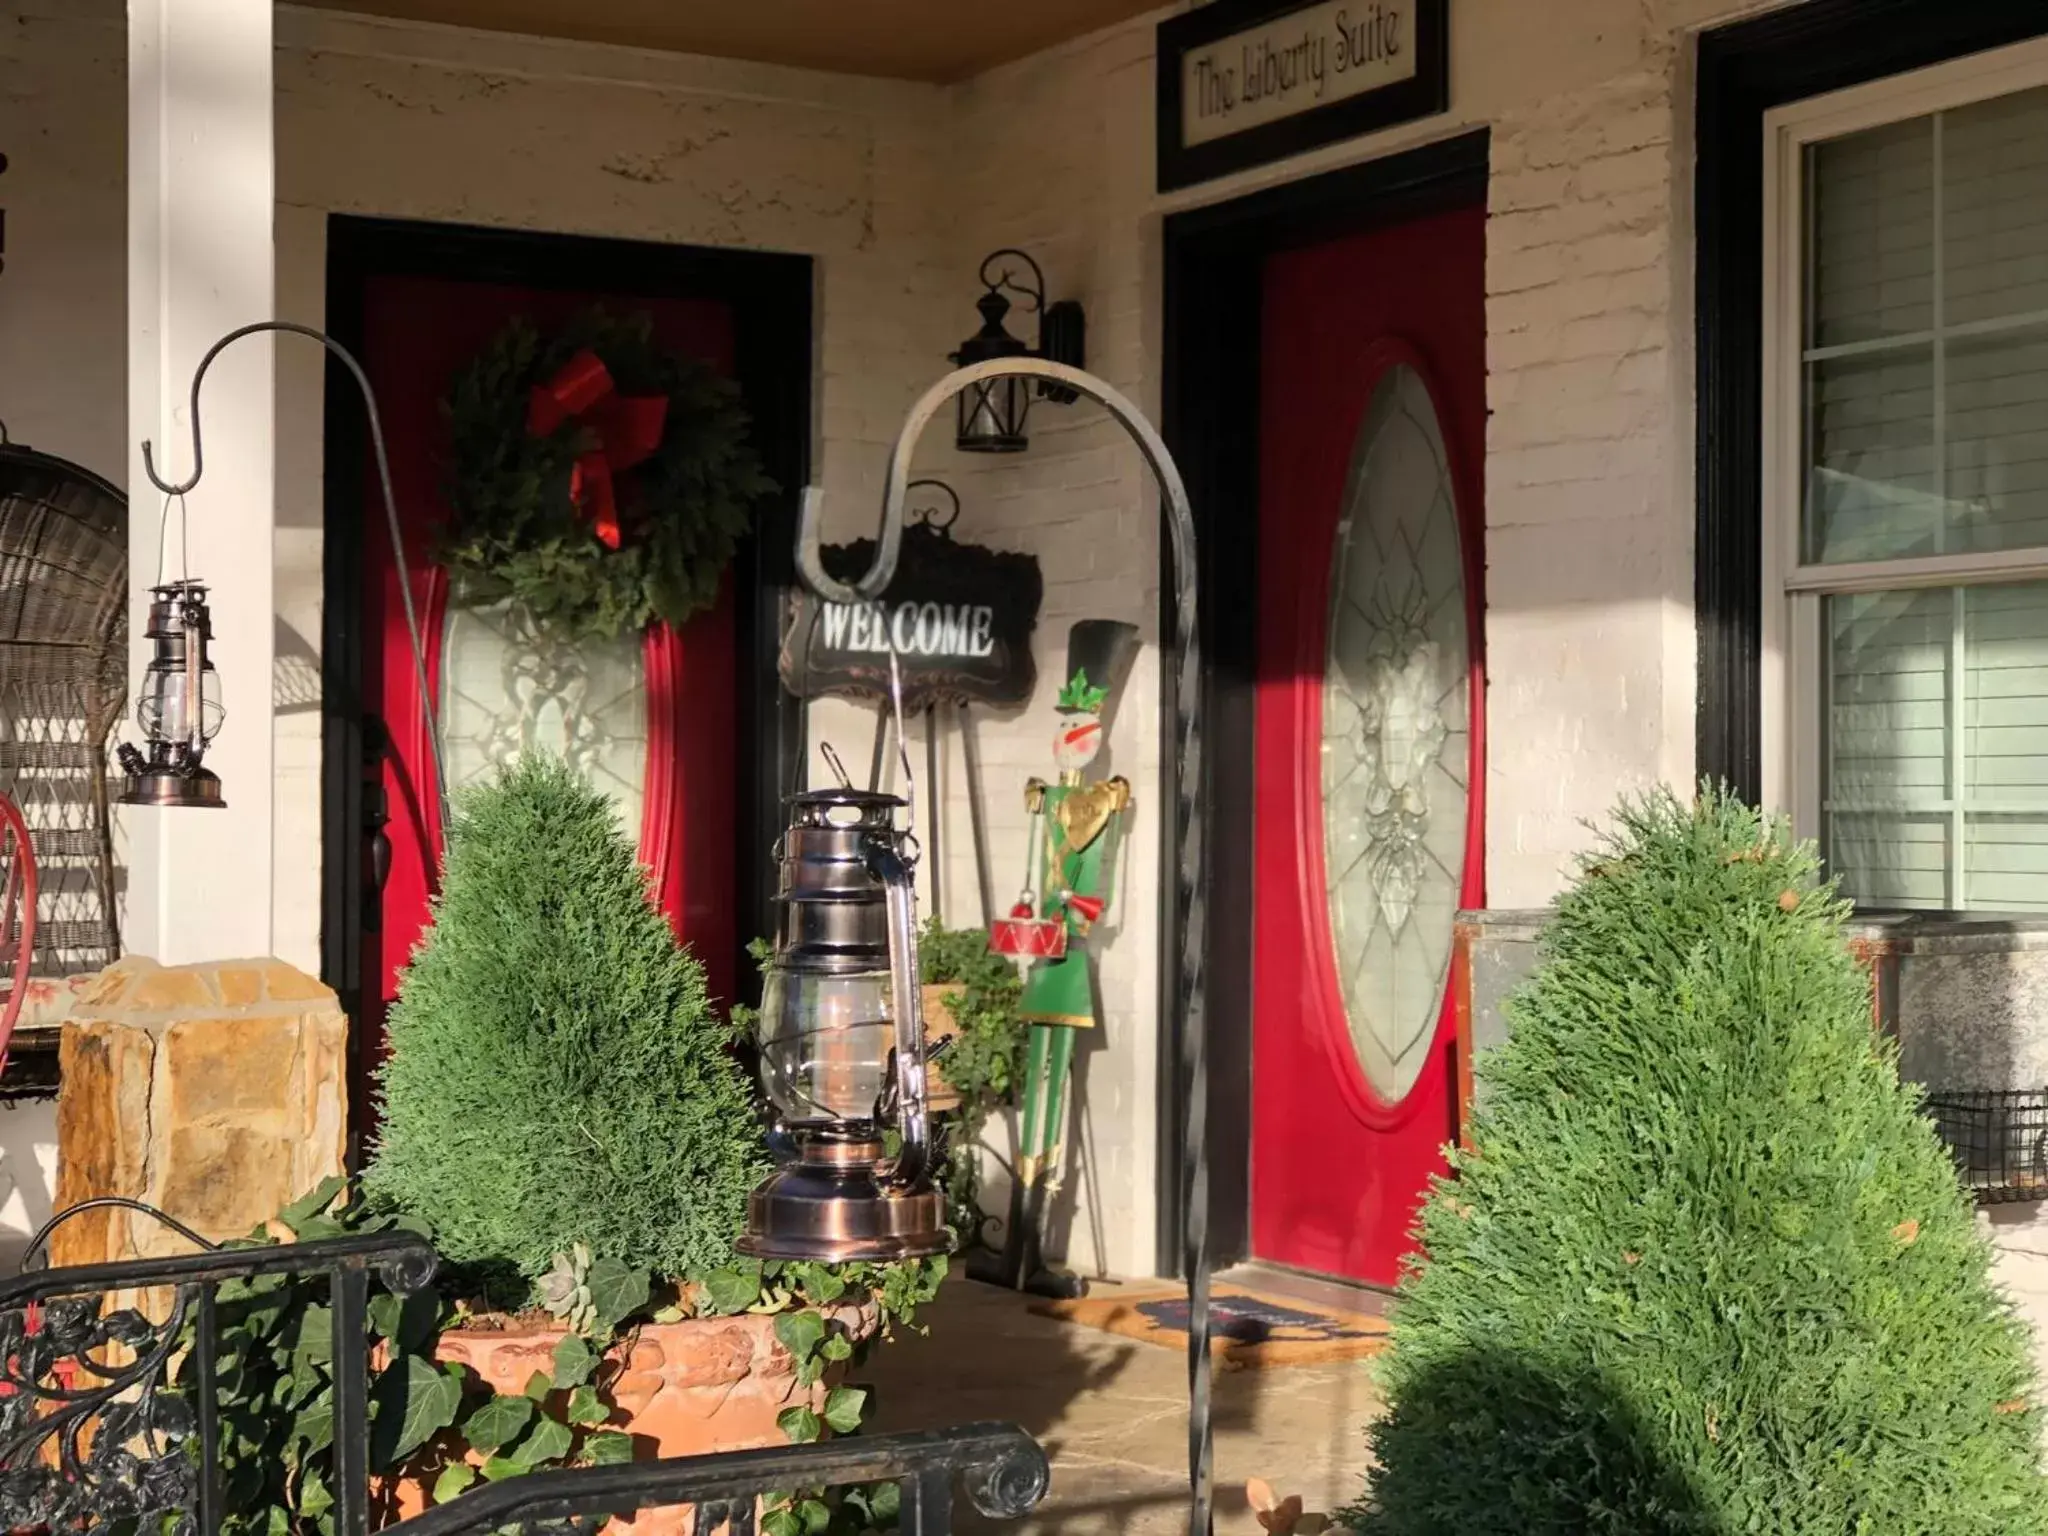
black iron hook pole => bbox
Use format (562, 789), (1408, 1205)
(794, 359), (1212, 1536)
(140, 320), (449, 831)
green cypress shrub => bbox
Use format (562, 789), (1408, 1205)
(365, 752), (766, 1285)
(1356, 787), (2048, 1535)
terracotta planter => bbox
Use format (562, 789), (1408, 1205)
(922, 983), (963, 1115)
(389, 1304), (877, 1532)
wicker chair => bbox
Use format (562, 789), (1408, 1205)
(0, 435), (126, 985)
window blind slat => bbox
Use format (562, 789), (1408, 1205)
(1945, 87), (2048, 326)
(1831, 814), (1950, 908)
(1807, 82), (2048, 911)
(1812, 116), (1935, 347)
(1965, 818), (2048, 912)
(1807, 83), (2048, 565)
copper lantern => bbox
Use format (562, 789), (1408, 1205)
(739, 787), (949, 1263)
(116, 579), (225, 809)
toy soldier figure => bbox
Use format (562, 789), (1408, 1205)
(985, 619), (1138, 1297)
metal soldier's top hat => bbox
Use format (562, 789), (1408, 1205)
(1057, 620), (1139, 726)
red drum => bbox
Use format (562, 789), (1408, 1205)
(989, 913), (1066, 960)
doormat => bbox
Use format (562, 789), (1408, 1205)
(1027, 1285), (1390, 1370)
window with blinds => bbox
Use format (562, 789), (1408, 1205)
(1803, 81), (2048, 913)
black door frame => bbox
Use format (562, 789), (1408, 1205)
(1693, 0), (2048, 800)
(320, 216), (812, 1089)
(1157, 128), (1490, 1276)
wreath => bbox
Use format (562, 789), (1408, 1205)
(439, 310), (774, 641)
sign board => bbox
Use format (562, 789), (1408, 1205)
(1156, 0), (1447, 192)
(780, 524), (1044, 712)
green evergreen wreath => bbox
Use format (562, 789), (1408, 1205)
(440, 310), (774, 641)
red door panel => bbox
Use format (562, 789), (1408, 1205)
(356, 275), (739, 1135)
(1250, 205), (1486, 1287)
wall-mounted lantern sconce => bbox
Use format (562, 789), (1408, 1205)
(947, 250), (1085, 454)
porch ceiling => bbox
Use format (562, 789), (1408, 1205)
(295, 0), (1163, 81)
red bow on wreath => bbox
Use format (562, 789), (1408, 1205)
(526, 349), (668, 550)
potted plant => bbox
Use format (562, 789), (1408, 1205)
(191, 755), (944, 1532)
(915, 922), (1027, 1243)
(1353, 789), (2048, 1532)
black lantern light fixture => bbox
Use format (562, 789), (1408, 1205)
(116, 580), (225, 808)
(948, 250), (1085, 454)
(740, 782), (949, 1263)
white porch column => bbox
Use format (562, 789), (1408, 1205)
(125, 0), (276, 963)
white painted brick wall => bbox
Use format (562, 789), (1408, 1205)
(928, 0), (1797, 1276)
(0, 0), (1787, 1282)
(41, 0), (2048, 1330)
(266, 8), (962, 982)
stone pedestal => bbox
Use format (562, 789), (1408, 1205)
(52, 957), (347, 1267)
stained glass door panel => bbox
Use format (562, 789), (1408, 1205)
(440, 601), (648, 833)
(1321, 363), (1472, 1105)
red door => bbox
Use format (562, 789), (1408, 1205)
(355, 274), (740, 1131)
(1249, 204), (1487, 1287)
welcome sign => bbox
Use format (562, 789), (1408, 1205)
(1157, 0), (1446, 191)
(780, 523), (1043, 711)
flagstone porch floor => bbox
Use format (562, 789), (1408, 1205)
(863, 1277), (1385, 1536)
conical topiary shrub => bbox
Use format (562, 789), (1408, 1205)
(365, 752), (766, 1285)
(1356, 787), (2048, 1535)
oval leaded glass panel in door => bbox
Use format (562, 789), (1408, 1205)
(1321, 362), (1471, 1105)
(439, 600), (648, 831)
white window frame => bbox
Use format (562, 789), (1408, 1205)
(1761, 35), (2048, 907)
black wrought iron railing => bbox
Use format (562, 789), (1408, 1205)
(0, 1196), (439, 1536)
(1924, 1089), (2048, 1204)
(0, 1199), (1049, 1536)
(384, 1425), (1048, 1536)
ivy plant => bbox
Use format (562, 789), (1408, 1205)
(185, 1179), (635, 1536)
(696, 1252), (947, 1434)
(696, 1258), (947, 1536)
(190, 1180), (947, 1533)
(915, 920), (1028, 1243)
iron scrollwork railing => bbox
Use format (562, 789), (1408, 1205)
(386, 1424), (1049, 1536)
(0, 1199), (1051, 1536)
(0, 1197), (438, 1536)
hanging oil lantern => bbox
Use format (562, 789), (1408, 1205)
(116, 579), (225, 809)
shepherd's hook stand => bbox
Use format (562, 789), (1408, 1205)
(139, 320), (449, 829)
(795, 357), (1213, 1536)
